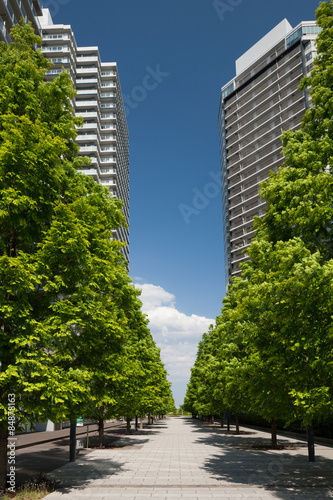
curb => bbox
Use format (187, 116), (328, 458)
(240, 424), (333, 446)
(15, 423), (126, 451)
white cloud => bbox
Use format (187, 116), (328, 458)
(135, 283), (215, 405)
(136, 283), (176, 311)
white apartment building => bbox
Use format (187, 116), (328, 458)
(218, 19), (321, 287)
(0, 0), (42, 42)
(39, 9), (130, 262)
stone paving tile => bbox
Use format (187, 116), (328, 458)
(44, 417), (333, 499)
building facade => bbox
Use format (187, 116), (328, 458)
(39, 9), (130, 262)
(0, 0), (43, 42)
(218, 19), (321, 287)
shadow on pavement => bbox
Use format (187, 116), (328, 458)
(16, 442), (92, 486)
(48, 456), (127, 491)
(45, 424), (165, 492)
(183, 417), (333, 499)
(135, 422), (168, 435)
(15, 422), (161, 487)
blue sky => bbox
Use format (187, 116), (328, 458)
(44, 0), (321, 406)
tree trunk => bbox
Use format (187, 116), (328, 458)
(307, 425), (315, 462)
(69, 421), (76, 462)
(148, 413), (151, 424)
(0, 427), (7, 490)
(271, 418), (277, 448)
(221, 412), (224, 427)
(140, 417), (143, 430)
(126, 417), (131, 434)
(98, 417), (104, 448)
(212, 415), (214, 424)
(235, 412), (240, 434)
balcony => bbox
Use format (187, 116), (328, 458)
(76, 91), (98, 99)
(76, 55), (99, 62)
(100, 157), (116, 164)
(101, 103), (116, 109)
(101, 82), (116, 89)
(78, 122), (98, 131)
(46, 69), (62, 76)
(76, 111), (98, 119)
(76, 67), (98, 75)
(101, 168), (116, 174)
(42, 46), (69, 53)
(79, 145), (98, 153)
(101, 135), (116, 142)
(76, 134), (97, 141)
(43, 33), (69, 40)
(101, 179), (116, 185)
(101, 92), (116, 98)
(101, 71), (116, 76)
(76, 78), (98, 85)
(101, 113), (116, 119)
(75, 100), (98, 108)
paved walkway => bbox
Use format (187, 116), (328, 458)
(15, 422), (127, 484)
(45, 417), (333, 499)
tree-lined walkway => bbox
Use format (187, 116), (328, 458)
(45, 417), (333, 499)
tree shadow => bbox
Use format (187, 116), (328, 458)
(89, 436), (149, 449)
(44, 429), (162, 491)
(15, 442), (92, 485)
(183, 417), (333, 499)
(46, 455), (127, 489)
(15, 427), (155, 486)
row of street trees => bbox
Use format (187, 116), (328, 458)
(184, 0), (333, 460)
(0, 23), (174, 489)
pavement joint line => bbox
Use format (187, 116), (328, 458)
(59, 484), (333, 488)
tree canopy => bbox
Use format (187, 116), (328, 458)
(0, 23), (174, 490)
(185, 0), (333, 456)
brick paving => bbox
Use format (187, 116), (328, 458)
(44, 417), (333, 499)
(14, 421), (127, 484)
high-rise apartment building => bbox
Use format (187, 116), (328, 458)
(0, 0), (43, 42)
(39, 9), (130, 262)
(218, 19), (321, 287)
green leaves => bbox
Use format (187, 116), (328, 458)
(186, 1), (333, 433)
(0, 25), (174, 477)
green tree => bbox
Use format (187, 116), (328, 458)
(230, 1), (333, 454)
(0, 23), (87, 488)
(0, 22), (132, 486)
(242, 238), (333, 439)
(257, 1), (333, 258)
(115, 302), (174, 429)
(35, 171), (129, 447)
